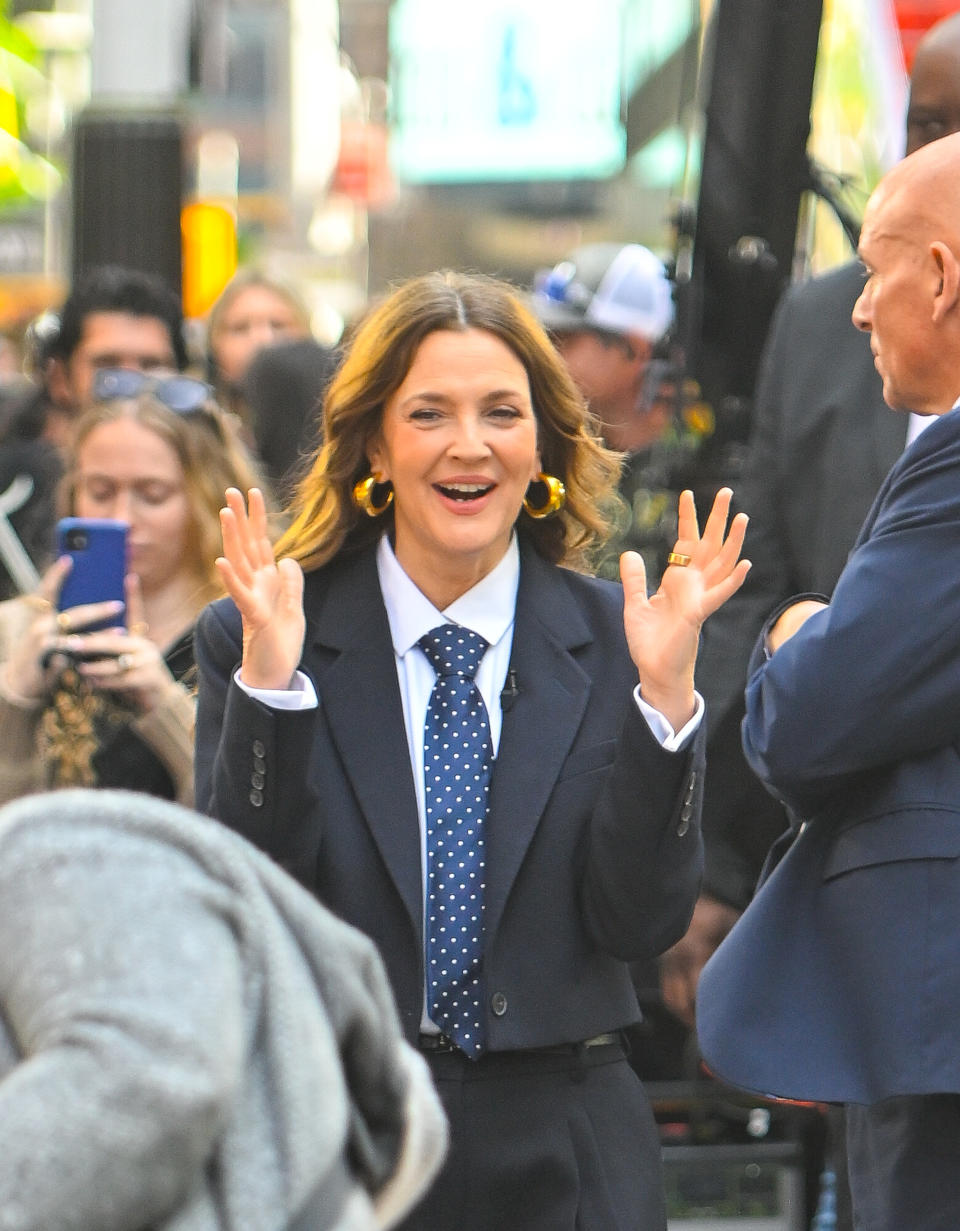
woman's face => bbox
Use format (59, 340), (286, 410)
(367, 328), (541, 602)
(74, 418), (194, 595)
(211, 285), (308, 386)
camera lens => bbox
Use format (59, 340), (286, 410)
(65, 529), (88, 550)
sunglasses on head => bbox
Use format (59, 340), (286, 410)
(92, 368), (213, 415)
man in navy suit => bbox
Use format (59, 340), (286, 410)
(662, 11), (960, 1029)
(697, 130), (960, 1231)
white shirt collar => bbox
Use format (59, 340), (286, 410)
(376, 534), (520, 657)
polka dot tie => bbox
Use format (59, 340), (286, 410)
(419, 623), (491, 1058)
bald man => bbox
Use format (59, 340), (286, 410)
(663, 10), (960, 1028)
(696, 130), (960, 1231)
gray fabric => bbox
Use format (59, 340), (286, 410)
(0, 789), (446, 1231)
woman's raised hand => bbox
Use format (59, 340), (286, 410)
(620, 487), (750, 732)
(216, 487), (305, 690)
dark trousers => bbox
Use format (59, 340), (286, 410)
(398, 1040), (666, 1231)
(845, 1094), (960, 1231)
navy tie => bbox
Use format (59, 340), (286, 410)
(419, 623), (492, 1057)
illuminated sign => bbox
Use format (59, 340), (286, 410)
(388, 0), (627, 183)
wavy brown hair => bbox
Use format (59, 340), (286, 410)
(275, 270), (622, 572)
(63, 393), (266, 608)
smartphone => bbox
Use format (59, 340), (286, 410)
(56, 517), (128, 628)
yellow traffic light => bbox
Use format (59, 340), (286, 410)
(181, 201), (237, 319)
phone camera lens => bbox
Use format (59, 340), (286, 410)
(65, 529), (88, 550)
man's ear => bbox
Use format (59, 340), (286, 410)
(624, 333), (653, 370)
(931, 241), (960, 323)
(45, 356), (73, 409)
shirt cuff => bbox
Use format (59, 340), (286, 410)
(234, 668), (318, 710)
(634, 686), (704, 751)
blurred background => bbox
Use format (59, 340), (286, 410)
(0, 0), (952, 471)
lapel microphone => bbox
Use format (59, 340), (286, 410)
(500, 670), (520, 711)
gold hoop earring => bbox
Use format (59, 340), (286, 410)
(522, 473), (566, 519)
(352, 473), (394, 517)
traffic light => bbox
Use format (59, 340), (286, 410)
(181, 199), (237, 319)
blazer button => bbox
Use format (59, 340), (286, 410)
(253, 756), (266, 774)
(252, 740), (266, 759)
(251, 772), (265, 790)
(490, 992), (508, 1017)
(249, 788), (264, 808)
(677, 810), (691, 837)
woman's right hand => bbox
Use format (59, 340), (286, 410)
(216, 487), (305, 690)
(4, 557), (123, 703)
(3, 559), (72, 702)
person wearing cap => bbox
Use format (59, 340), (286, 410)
(532, 243), (697, 585)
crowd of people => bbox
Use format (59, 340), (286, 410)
(2, 12), (960, 1230)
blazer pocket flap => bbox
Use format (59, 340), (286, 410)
(824, 808), (960, 880)
(556, 739), (617, 783)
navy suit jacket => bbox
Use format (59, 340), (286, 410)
(194, 539), (704, 1049)
(697, 407), (960, 1105)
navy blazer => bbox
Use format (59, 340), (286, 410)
(697, 407), (960, 1105)
(194, 539), (704, 1049)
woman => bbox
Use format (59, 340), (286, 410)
(195, 271), (749, 1230)
(205, 269), (312, 422)
(0, 370), (263, 805)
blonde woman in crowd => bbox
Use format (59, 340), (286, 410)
(0, 369), (264, 805)
(205, 268), (313, 424)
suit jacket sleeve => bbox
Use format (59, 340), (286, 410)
(743, 411), (960, 816)
(579, 702), (706, 959)
(194, 597), (327, 886)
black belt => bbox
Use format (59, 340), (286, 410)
(417, 1030), (621, 1057)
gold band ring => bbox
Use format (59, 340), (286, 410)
(56, 611), (71, 632)
(24, 595), (52, 613)
(116, 653), (134, 674)
(666, 551), (692, 568)
(129, 621), (149, 637)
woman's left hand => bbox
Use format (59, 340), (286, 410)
(621, 487), (750, 732)
(70, 575), (177, 714)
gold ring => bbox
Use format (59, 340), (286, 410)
(56, 611), (71, 632)
(116, 653), (134, 674)
(24, 595), (52, 613)
(666, 551), (692, 568)
(129, 621), (149, 637)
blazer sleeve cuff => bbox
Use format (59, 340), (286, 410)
(749, 592), (831, 674)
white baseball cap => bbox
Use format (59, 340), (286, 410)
(532, 242), (675, 343)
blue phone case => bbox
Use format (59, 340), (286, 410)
(56, 518), (128, 620)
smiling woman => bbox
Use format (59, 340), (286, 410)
(194, 269), (750, 1231)
(0, 379), (265, 805)
(365, 328), (542, 609)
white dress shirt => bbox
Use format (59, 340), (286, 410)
(906, 411), (938, 447)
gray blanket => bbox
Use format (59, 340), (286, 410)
(0, 789), (446, 1231)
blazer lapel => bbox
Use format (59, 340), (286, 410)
(483, 546), (594, 938)
(304, 550), (423, 941)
